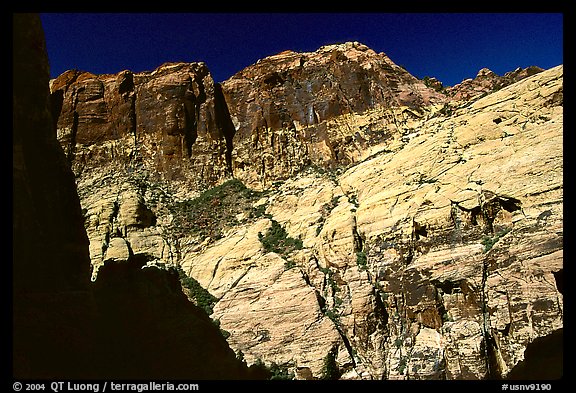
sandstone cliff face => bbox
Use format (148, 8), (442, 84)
(214, 65), (563, 380)
(222, 41), (447, 189)
(53, 41), (446, 192)
(47, 38), (563, 380)
(336, 65), (563, 379)
(51, 61), (235, 193)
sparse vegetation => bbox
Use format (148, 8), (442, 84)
(169, 179), (266, 241)
(211, 318), (231, 339)
(324, 309), (341, 327)
(481, 228), (511, 253)
(356, 250), (367, 270)
(398, 357), (408, 375)
(438, 103), (454, 117)
(251, 202), (270, 219)
(258, 219), (303, 255)
(348, 193), (359, 208)
(316, 195), (340, 236)
(301, 163), (340, 184)
(245, 358), (295, 380)
(319, 266), (343, 327)
(176, 266), (217, 315)
(175, 266), (232, 341)
(283, 260), (297, 270)
(320, 347), (341, 380)
(442, 312), (454, 323)
(268, 362), (295, 380)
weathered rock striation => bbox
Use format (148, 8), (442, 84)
(51, 61), (235, 193)
(336, 64), (563, 379)
(221, 41), (446, 188)
(46, 36), (563, 380)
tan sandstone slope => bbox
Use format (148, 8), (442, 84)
(50, 42), (563, 380)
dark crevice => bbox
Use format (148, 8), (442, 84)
(480, 256), (495, 378)
(413, 220), (428, 240)
(50, 89), (64, 135)
(502, 322), (511, 337)
(315, 290), (326, 311)
(127, 79), (137, 148)
(263, 72), (285, 87)
(485, 333), (503, 379)
(182, 98), (197, 158)
(436, 293), (448, 325)
(553, 269), (563, 295)
(404, 244), (414, 265)
(450, 201), (482, 227)
(469, 206), (481, 225)
(180, 73), (205, 159)
(117, 72), (134, 96)
(480, 200), (498, 234)
(214, 83), (236, 177)
(352, 218), (364, 253)
(480, 192), (522, 234)
(67, 111), (79, 165)
(338, 330), (357, 368)
(129, 95), (138, 169)
(432, 282), (460, 327)
(432, 279), (463, 295)
(498, 196), (522, 213)
(373, 288), (389, 331)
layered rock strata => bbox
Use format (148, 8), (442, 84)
(221, 42), (446, 188)
(52, 41), (447, 192)
(47, 38), (563, 380)
(51, 61), (235, 193)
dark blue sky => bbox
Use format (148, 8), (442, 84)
(40, 13), (563, 87)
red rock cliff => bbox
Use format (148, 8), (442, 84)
(51, 41), (447, 192)
(51, 62), (234, 190)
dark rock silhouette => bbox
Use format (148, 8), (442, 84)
(13, 13), (255, 380)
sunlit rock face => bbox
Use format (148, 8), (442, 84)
(49, 38), (562, 380)
(51, 61), (235, 192)
(446, 65), (544, 102)
(52, 41), (447, 192)
(221, 41), (447, 189)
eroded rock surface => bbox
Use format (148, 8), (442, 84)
(446, 66), (545, 102)
(222, 41), (446, 189)
(49, 39), (563, 380)
(51, 62), (235, 193)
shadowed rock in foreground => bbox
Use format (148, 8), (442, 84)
(13, 13), (254, 380)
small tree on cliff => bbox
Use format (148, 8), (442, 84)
(320, 346), (341, 380)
